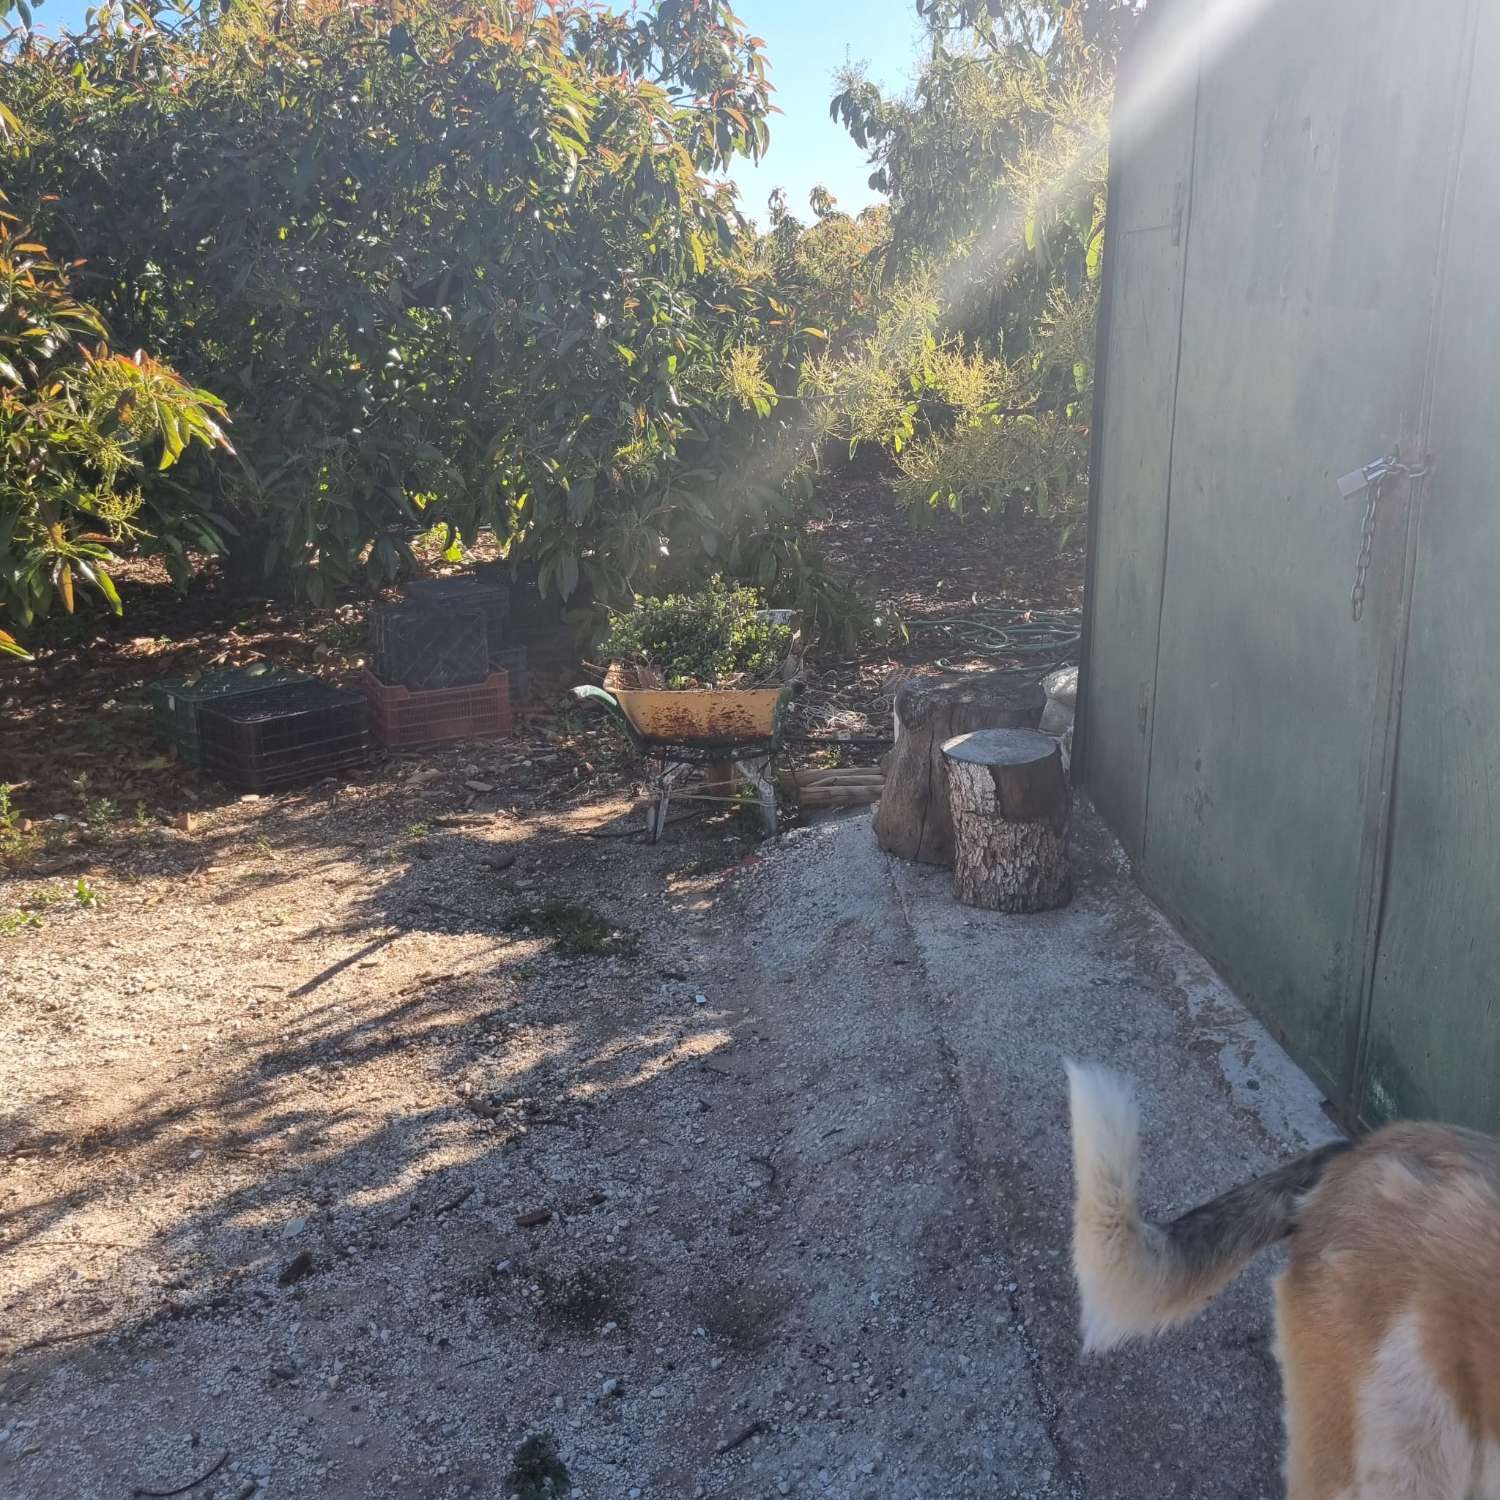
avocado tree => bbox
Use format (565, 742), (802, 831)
(2, 0), (787, 607)
(0, 195), (229, 657)
(816, 0), (1139, 530)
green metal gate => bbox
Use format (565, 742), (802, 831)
(1080, 0), (1495, 1127)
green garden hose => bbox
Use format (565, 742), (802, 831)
(903, 606), (1081, 673)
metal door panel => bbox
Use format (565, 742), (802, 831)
(1361, 3), (1496, 1129)
(1078, 0), (1202, 858)
(1139, 1), (1465, 1095)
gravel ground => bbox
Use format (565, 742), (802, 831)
(1, 777), (1333, 1500)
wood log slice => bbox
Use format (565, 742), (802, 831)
(941, 728), (1071, 912)
(872, 671), (1044, 865)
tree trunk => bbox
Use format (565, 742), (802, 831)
(873, 671), (1044, 866)
(942, 728), (1071, 913)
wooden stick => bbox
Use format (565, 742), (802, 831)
(798, 787), (882, 806)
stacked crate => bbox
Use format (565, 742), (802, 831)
(403, 572), (528, 701)
(370, 601), (490, 691)
(198, 681), (371, 792)
(147, 666), (307, 768)
(361, 574), (513, 748)
(360, 670), (511, 748)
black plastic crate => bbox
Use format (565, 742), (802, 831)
(370, 602), (488, 690)
(146, 665), (307, 768)
(501, 559), (568, 641)
(403, 574), (510, 661)
(199, 682), (370, 792)
(491, 644), (530, 704)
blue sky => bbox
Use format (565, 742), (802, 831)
(725, 0), (925, 224)
(22, 0), (925, 225)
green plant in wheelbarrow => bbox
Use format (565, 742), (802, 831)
(597, 577), (793, 690)
(578, 580), (801, 842)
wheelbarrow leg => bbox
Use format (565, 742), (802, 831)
(646, 778), (671, 843)
(646, 762), (689, 842)
(738, 756), (778, 839)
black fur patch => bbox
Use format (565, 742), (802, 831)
(1163, 1140), (1353, 1277)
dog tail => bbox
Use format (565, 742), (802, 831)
(1064, 1062), (1350, 1352)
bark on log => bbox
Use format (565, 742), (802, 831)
(941, 728), (1071, 912)
(872, 671), (1043, 866)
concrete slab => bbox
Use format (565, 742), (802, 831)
(734, 798), (1337, 1498)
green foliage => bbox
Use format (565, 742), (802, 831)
(2, 0), (779, 607)
(759, 188), (891, 355)
(889, 282), (1097, 526)
(817, 1), (1134, 529)
(599, 578), (792, 690)
(0, 198), (229, 652)
(0, 907), (44, 936)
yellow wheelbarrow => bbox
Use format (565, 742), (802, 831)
(571, 674), (802, 841)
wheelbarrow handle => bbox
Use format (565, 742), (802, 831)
(570, 683), (647, 755)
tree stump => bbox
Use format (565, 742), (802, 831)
(873, 671), (1044, 866)
(941, 728), (1072, 912)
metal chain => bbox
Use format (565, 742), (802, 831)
(1350, 476), (1383, 622)
(1349, 457), (1429, 622)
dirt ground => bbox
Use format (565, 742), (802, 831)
(0, 485), (1100, 1500)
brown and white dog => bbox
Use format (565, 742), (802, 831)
(1065, 1063), (1500, 1499)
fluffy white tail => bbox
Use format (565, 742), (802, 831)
(1064, 1062), (1350, 1353)
(1065, 1062), (1181, 1350)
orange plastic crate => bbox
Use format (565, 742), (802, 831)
(361, 669), (512, 748)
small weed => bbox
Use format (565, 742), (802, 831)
(253, 836), (276, 859)
(506, 1433), (570, 1500)
(404, 822), (430, 841)
(504, 901), (639, 958)
(74, 876), (100, 910)
(0, 784), (39, 866)
(132, 802), (154, 833)
(84, 795), (119, 835)
(5, 882), (75, 932)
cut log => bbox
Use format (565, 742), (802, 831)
(941, 728), (1071, 912)
(873, 671), (1044, 866)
